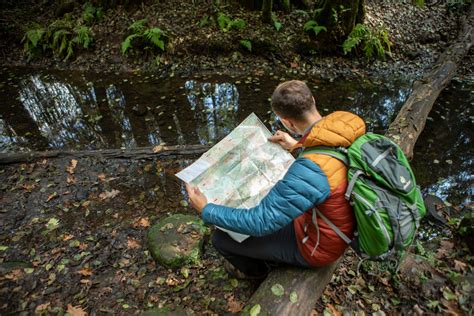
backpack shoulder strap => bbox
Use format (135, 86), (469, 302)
(299, 146), (349, 166)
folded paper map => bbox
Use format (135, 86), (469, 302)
(175, 113), (294, 242)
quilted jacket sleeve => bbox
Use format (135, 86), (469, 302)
(201, 157), (330, 237)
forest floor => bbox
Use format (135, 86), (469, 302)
(0, 0), (473, 315)
(0, 154), (472, 315)
(0, 0), (473, 80)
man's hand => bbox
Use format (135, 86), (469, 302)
(185, 183), (208, 214)
(268, 130), (298, 150)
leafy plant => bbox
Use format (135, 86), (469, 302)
(121, 19), (168, 55)
(240, 39), (252, 52)
(412, 0), (425, 7)
(342, 24), (392, 60)
(217, 13), (246, 32)
(331, 5), (351, 24)
(22, 16), (93, 60)
(304, 20), (327, 36)
(272, 12), (282, 31)
(198, 15), (210, 27)
(82, 2), (103, 25)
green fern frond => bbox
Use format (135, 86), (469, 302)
(65, 40), (74, 60)
(23, 28), (45, 48)
(74, 26), (92, 48)
(303, 20), (318, 32)
(52, 29), (69, 50)
(144, 28), (165, 51)
(129, 18), (148, 34)
(240, 39), (252, 52)
(121, 33), (140, 54)
(217, 13), (231, 31)
(229, 18), (245, 31)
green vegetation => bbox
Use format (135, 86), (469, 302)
(217, 13), (246, 32)
(272, 12), (283, 31)
(121, 19), (168, 55)
(22, 15), (93, 60)
(342, 23), (392, 59)
(239, 39), (252, 52)
(303, 20), (327, 36)
(81, 2), (104, 25)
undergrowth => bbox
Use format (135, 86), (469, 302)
(342, 24), (392, 60)
(121, 19), (168, 55)
(22, 14), (93, 61)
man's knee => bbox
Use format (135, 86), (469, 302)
(211, 229), (230, 254)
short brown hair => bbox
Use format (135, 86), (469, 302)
(271, 80), (315, 120)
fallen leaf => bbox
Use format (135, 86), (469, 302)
(22, 183), (36, 191)
(47, 192), (58, 202)
(99, 189), (120, 200)
(63, 234), (74, 241)
(135, 217), (150, 228)
(454, 260), (467, 272)
(271, 283), (284, 297)
(67, 175), (76, 184)
(77, 268), (93, 276)
(67, 304), (86, 316)
(97, 173), (106, 181)
(66, 159), (78, 174)
(227, 296), (244, 313)
(153, 145), (164, 153)
(327, 304), (341, 316)
(127, 238), (140, 249)
(35, 302), (50, 312)
(436, 240), (454, 259)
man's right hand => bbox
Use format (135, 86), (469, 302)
(268, 130), (298, 150)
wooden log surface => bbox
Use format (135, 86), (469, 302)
(244, 4), (474, 315)
(0, 144), (211, 165)
(386, 2), (474, 159)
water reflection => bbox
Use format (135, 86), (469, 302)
(185, 80), (239, 144)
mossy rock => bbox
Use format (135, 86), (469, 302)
(147, 214), (209, 268)
(141, 306), (187, 316)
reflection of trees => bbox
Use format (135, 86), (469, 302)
(19, 74), (105, 149)
(185, 80), (239, 144)
(0, 119), (28, 152)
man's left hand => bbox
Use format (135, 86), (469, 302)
(185, 183), (208, 214)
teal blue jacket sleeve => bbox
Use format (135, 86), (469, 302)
(201, 157), (330, 237)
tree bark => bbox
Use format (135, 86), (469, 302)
(244, 3), (473, 314)
(386, 2), (474, 159)
(0, 144), (211, 165)
(261, 0), (273, 23)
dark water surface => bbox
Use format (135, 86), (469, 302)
(0, 66), (472, 207)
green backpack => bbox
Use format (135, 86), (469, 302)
(301, 133), (426, 260)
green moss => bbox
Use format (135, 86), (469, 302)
(147, 214), (209, 269)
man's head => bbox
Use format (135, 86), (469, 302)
(271, 80), (320, 135)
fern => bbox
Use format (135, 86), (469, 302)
(144, 28), (165, 51)
(272, 12), (282, 31)
(74, 26), (92, 49)
(217, 13), (231, 31)
(240, 39), (252, 52)
(121, 33), (139, 54)
(343, 24), (392, 60)
(128, 18), (148, 34)
(23, 28), (45, 49)
(304, 20), (327, 36)
(217, 13), (245, 32)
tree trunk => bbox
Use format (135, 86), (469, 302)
(244, 3), (473, 314)
(0, 144), (211, 165)
(261, 0), (273, 23)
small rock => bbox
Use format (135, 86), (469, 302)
(147, 214), (209, 268)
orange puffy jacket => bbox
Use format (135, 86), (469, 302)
(293, 111), (366, 266)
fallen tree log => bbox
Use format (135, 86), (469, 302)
(244, 4), (474, 315)
(0, 144), (211, 165)
(386, 2), (474, 159)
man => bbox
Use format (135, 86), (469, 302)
(186, 80), (366, 278)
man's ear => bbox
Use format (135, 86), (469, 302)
(280, 117), (297, 133)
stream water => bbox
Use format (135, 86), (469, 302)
(0, 66), (472, 208)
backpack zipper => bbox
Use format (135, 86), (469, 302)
(352, 192), (392, 247)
